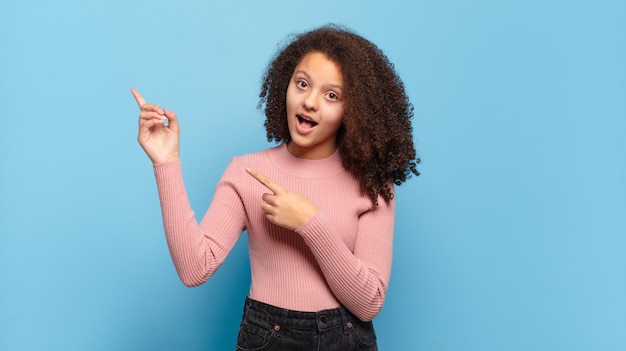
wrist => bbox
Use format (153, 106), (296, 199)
(151, 154), (180, 165)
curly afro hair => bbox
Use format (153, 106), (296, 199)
(259, 24), (420, 206)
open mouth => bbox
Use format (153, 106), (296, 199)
(297, 115), (318, 128)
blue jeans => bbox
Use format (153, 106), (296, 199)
(236, 297), (378, 351)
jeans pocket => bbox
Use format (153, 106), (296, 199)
(236, 316), (277, 351)
(347, 319), (378, 348)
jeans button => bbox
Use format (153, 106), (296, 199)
(319, 314), (327, 324)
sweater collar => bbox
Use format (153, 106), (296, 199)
(269, 143), (345, 178)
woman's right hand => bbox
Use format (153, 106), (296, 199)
(131, 88), (180, 164)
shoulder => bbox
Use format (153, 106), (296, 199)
(231, 145), (278, 164)
(229, 144), (291, 173)
(220, 145), (282, 179)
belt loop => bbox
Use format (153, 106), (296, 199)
(276, 307), (288, 336)
(339, 306), (349, 335)
(243, 296), (251, 315)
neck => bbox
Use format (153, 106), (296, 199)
(286, 142), (338, 160)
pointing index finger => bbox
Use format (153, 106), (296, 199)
(246, 168), (283, 194)
(130, 88), (147, 109)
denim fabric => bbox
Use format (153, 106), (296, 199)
(236, 297), (378, 351)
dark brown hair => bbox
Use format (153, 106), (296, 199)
(259, 24), (420, 206)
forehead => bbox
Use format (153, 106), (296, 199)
(293, 52), (344, 85)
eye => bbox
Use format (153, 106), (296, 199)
(296, 80), (308, 89)
(326, 92), (339, 101)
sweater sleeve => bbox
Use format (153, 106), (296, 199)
(295, 193), (395, 321)
(153, 160), (246, 287)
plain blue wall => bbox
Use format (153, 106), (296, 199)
(1, 0), (624, 350)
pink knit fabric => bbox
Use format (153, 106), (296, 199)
(153, 143), (395, 321)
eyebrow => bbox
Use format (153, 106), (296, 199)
(295, 70), (344, 92)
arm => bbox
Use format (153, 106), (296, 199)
(132, 88), (246, 286)
(153, 160), (247, 287)
(296, 198), (394, 322)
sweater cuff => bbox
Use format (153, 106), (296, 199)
(296, 213), (335, 247)
(153, 159), (182, 180)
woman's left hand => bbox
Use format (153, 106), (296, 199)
(246, 169), (318, 231)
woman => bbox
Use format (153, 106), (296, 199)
(132, 24), (419, 350)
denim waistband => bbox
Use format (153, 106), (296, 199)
(243, 297), (353, 332)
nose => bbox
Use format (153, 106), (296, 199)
(303, 91), (319, 111)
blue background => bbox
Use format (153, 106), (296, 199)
(1, 0), (625, 350)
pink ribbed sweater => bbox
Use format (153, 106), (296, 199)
(153, 143), (394, 321)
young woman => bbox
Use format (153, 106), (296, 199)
(132, 24), (419, 351)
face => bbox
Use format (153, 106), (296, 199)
(286, 51), (345, 160)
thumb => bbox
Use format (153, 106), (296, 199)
(163, 109), (179, 131)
